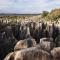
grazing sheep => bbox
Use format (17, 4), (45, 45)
(14, 38), (36, 51)
(51, 47), (60, 60)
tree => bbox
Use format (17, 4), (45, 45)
(42, 11), (49, 17)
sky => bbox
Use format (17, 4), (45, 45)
(0, 0), (60, 14)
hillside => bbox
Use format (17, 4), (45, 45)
(43, 9), (60, 21)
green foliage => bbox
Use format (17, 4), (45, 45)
(42, 11), (49, 18)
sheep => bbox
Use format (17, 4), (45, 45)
(4, 52), (14, 60)
(4, 47), (51, 60)
(40, 38), (55, 52)
(14, 38), (36, 51)
(51, 47), (60, 60)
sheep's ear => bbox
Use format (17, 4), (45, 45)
(9, 54), (14, 60)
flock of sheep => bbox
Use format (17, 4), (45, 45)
(0, 21), (60, 60)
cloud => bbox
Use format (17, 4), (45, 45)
(0, 0), (60, 13)
(0, 0), (14, 9)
